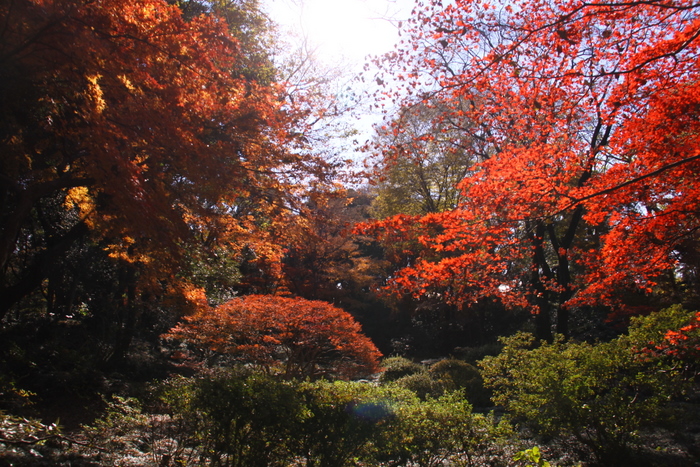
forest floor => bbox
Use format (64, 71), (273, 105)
(2, 346), (700, 466)
(2, 393), (700, 466)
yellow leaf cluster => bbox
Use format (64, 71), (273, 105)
(64, 186), (95, 217)
(86, 74), (106, 114)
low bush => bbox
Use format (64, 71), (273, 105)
(156, 368), (301, 466)
(371, 390), (514, 467)
(481, 332), (662, 463)
(624, 304), (700, 383)
(379, 356), (425, 383)
(392, 372), (445, 400)
(429, 358), (492, 407)
(479, 305), (700, 465)
(153, 368), (514, 466)
(295, 380), (413, 467)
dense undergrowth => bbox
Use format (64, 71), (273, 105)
(1, 306), (699, 466)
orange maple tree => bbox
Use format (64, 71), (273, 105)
(362, 0), (700, 339)
(165, 294), (382, 379)
(0, 0), (334, 319)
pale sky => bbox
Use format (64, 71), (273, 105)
(266, 0), (414, 65)
(265, 0), (417, 164)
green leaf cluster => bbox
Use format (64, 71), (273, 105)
(480, 306), (699, 463)
(148, 368), (513, 466)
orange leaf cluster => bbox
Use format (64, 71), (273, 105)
(0, 0), (336, 317)
(658, 311), (700, 359)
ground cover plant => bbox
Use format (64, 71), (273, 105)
(0, 373), (517, 466)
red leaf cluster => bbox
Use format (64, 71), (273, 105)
(365, 0), (700, 337)
(165, 294), (382, 379)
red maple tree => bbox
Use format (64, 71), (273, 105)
(165, 294), (382, 379)
(362, 0), (700, 339)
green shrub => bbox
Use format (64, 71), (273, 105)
(481, 333), (651, 462)
(429, 358), (492, 407)
(84, 395), (150, 448)
(158, 371), (416, 467)
(371, 391), (514, 467)
(295, 380), (413, 467)
(158, 368), (302, 467)
(86, 372), (517, 467)
(379, 356), (424, 383)
(293, 380), (514, 466)
(625, 304), (700, 384)
(479, 306), (698, 465)
(513, 446), (551, 467)
(392, 372), (445, 400)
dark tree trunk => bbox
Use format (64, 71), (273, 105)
(0, 220), (88, 321)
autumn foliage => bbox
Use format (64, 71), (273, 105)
(662, 314), (700, 358)
(165, 294), (382, 379)
(647, 309), (700, 363)
(0, 0), (336, 324)
(363, 0), (700, 339)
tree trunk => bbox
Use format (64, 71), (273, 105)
(0, 220), (88, 321)
(103, 265), (139, 368)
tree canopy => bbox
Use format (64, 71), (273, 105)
(361, 0), (700, 339)
(0, 0), (335, 323)
(165, 294), (382, 379)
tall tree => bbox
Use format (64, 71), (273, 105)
(0, 0), (333, 325)
(279, 189), (379, 301)
(171, 0), (278, 83)
(369, 100), (477, 219)
(362, 0), (700, 340)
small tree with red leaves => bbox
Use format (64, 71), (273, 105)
(165, 294), (382, 379)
